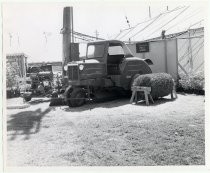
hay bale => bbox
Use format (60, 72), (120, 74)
(133, 73), (174, 99)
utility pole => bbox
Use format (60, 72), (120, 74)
(167, 6), (169, 11)
(9, 33), (12, 47)
(43, 32), (52, 44)
(95, 30), (99, 40)
(17, 33), (20, 46)
(149, 6), (151, 18)
(43, 32), (47, 43)
(188, 29), (193, 73)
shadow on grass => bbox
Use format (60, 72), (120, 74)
(63, 97), (130, 112)
(7, 107), (52, 140)
(62, 96), (176, 112)
(135, 97), (177, 106)
(176, 92), (187, 96)
(29, 98), (51, 105)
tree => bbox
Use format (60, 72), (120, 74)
(6, 61), (21, 89)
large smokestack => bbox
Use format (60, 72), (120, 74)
(61, 7), (74, 76)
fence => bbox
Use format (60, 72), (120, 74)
(177, 35), (204, 76)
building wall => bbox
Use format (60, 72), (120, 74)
(28, 61), (62, 74)
(6, 53), (28, 77)
(127, 39), (178, 80)
(166, 39), (178, 79)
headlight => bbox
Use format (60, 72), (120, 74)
(64, 65), (68, 71)
(79, 64), (84, 70)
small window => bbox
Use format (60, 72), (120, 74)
(87, 45), (95, 58)
(79, 43), (87, 58)
(87, 44), (105, 59)
(108, 46), (124, 55)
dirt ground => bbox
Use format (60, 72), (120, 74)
(6, 93), (205, 166)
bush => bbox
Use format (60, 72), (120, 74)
(178, 71), (204, 94)
(6, 61), (21, 88)
(133, 73), (174, 99)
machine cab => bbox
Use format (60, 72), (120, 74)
(107, 42), (126, 75)
(86, 40), (134, 76)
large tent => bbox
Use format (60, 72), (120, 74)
(114, 6), (204, 42)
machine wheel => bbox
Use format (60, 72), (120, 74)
(23, 94), (32, 102)
(67, 88), (86, 107)
(51, 91), (58, 98)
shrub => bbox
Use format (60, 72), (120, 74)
(6, 61), (21, 88)
(133, 73), (174, 99)
(178, 71), (204, 94)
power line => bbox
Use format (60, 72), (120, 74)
(146, 7), (190, 40)
(123, 6), (187, 40)
(139, 6), (189, 39)
(188, 19), (204, 29)
(166, 8), (202, 31)
(131, 23), (189, 41)
(145, 6), (190, 39)
(50, 29), (104, 41)
(129, 14), (163, 39)
(117, 18), (157, 39)
(114, 30), (123, 39)
(118, 27), (136, 40)
(114, 6), (185, 40)
(114, 30), (124, 39)
(74, 35), (93, 42)
(73, 31), (105, 40)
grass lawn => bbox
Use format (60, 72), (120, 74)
(6, 93), (205, 166)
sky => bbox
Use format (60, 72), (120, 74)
(3, 1), (206, 63)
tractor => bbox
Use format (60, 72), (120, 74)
(21, 64), (54, 101)
(62, 40), (152, 107)
(27, 64), (54, 94)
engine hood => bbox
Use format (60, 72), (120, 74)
(124, 57), (153, 65)
(67, 59), (101, 66)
